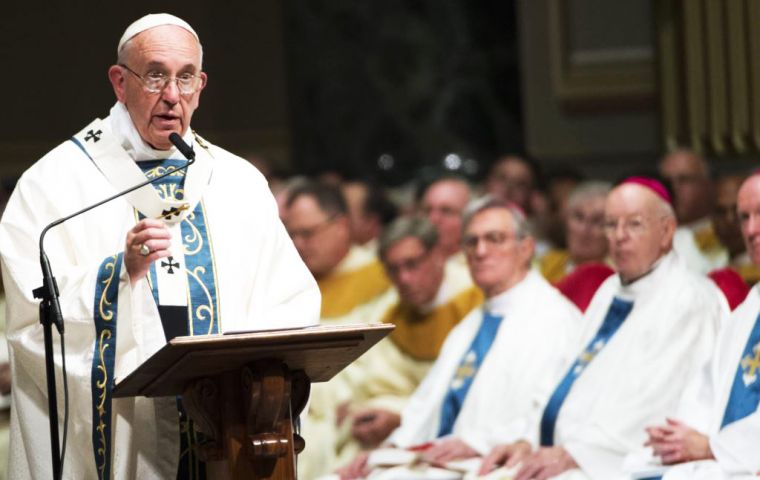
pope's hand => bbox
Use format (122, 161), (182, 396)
(125, 218), (172, 285)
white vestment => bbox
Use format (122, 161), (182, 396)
(629, 285), (760, 480)
(0, 103), (320, 479)
(388, 271), (582, 454)
(547, 251), (725, 480)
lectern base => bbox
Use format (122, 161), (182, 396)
(182, 360), (310, 479)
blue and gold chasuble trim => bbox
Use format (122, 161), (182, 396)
(721, 311), (760, 428)
(90, 159), (220, 480)
(91, 253), (123, 480)
(539, 296), (634, 446)
(437, 311), (503, 437)
(640, 312), (760, 480)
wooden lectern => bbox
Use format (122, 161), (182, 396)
(113, 323), (393, 479)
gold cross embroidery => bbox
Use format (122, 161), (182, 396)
(454, 363), (476, 382)
(450, 351), (477, 389)
(741, 343), (760, 379)
(157, 203), (190, 220)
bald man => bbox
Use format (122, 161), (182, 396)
(418, 176), (471, 260)
(712, 173), (760, 285)
(637, 174), (760, 480)
(660, 149), (728, 273)
(480, 178), (725, 480)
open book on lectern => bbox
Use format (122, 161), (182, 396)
(112, 323), (394, 398)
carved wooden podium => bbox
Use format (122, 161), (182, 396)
(113, 323), (393, 479)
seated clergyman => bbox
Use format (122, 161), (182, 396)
(338, 197), (582, 479)
(298, 217), (481, 478)
(480, 177), (726, 480)
(285, 181), (391, 320)
(636, 173), (760, 480)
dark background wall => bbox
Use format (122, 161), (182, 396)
(0, 1), (527, 184)
(284, 0), (522, 184)
(1, 1), (697, 186)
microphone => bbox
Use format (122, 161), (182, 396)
(169, 132), (196, 161)
(31, 130), (196, 480)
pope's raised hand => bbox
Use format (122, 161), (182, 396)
(125, 218), (172, 285)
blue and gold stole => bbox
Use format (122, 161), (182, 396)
(437, 310), (503, 437)
(721, 311), (760, 428)
(539, 297), (634, 446)
(91, 158), (220, 480)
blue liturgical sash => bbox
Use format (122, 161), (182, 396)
(539, 296), (634, 446)
(90, 159), (219, 480)
(721, 311), (760, 428)
(437, 311), (503, 437)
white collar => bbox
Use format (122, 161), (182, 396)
(616, 250), (676, 301)
(108, 101), (195, 162)
(482, 270), (536, 316)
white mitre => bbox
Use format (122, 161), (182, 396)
(117, 13), (200, 53)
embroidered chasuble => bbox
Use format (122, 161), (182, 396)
(0, 103), (320, 480)
(437, 310), (503, 437)
(721, 312), (760, 427)
(92, 159), (219, 480)
(540, 296), (634, 446)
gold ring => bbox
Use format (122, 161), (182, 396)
(139, 244), (150, 256)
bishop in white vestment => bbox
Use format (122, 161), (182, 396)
(481, 178), (725, 480)
(633, 173), (760, 480)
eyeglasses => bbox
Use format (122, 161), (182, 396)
(462, 230), (514, 254)
(603, 215), (654, 237)
(568, 210), (605, 231)
(287, 215), (337, 242)
(119, 64), (203, 95)
(383, 251), (430, 277)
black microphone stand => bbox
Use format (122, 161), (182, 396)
(31, 132), (195, 480)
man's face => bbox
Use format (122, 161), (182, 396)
(286, 195), (351, 277)
(108, 25), (207, 150)
(737, 175), (760, 264)
(659, 151), (712, 224)
(420, 180), (470, 256)
(382, 237), (444, 307)
(463, 207), (532, 297)
(342, 182), (374, 245)
(604, 184), (675, 282)
(484, 157), (534, 212)
(713, 175), (745, 257)
(566, 195), (608, 264)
